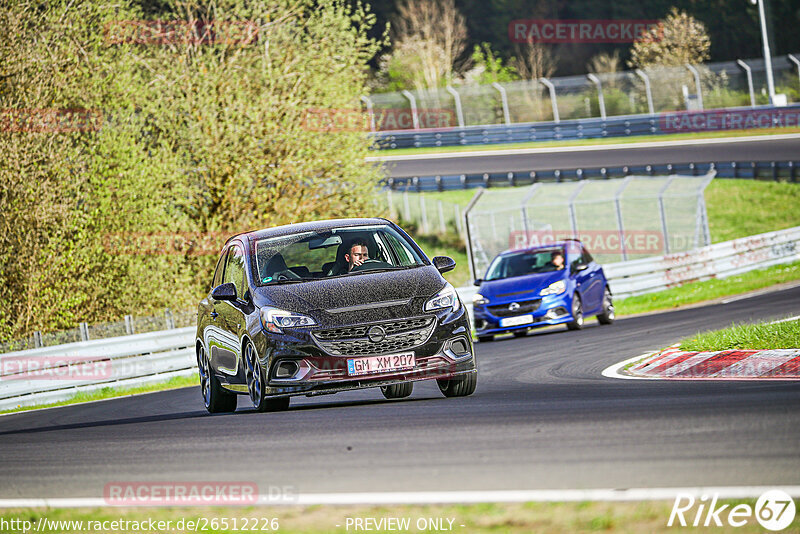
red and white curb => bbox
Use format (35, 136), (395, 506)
(603, 346), (800, 380)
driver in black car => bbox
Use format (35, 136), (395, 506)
(344, 238), (369, 272)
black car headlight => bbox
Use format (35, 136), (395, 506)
(424, 283), (461, 313)
(260, 307), (316, 333)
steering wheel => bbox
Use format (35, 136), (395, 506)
(272, 269), (301, 281)
(351, 259), (393, 272)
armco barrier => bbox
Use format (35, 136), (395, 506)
(387, 160), (800, 192)
(0, 327), (196, 411)
(1, 227), (797, 411)
(374, 104), (800, 149)
(604, 226), (800, 298)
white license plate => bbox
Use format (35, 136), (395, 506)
(347, 352), (415, 376)
(500, 314), (534, 327)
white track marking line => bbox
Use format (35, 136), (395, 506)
(366, 133), (800, 162)
(3, 486), (800, 508)
(601, 352), (661, 380)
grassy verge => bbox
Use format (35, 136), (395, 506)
(373, 127), (800, 157)
(0, 374), (197, 416)
(2, 500), (795, 533)
(615, 261), (800, 316)
(680, 318), (800, 352)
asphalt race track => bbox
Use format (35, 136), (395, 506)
(375, 135), (800, 177)
(1, 286), (799, 499)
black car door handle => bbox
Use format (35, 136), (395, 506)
(210, 311), (219, 319)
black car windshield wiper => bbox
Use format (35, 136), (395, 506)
(261, 278), (311, 285)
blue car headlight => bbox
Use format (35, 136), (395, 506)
(260, 307), (316, 333)
(540, 280), (566, 296)
(425, 283), (461, 313)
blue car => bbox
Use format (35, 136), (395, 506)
(471, 239), (614, 341)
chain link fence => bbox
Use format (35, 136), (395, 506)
(365, 54), (800, 130)
(464, 173), (715, 280)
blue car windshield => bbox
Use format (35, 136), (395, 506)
(485, 248), (566, 281)
(253, 225), (427, 285)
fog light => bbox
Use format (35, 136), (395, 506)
(274, 360), (299, 379)
(450, 338), (469, 356)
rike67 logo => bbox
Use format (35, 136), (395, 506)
(668, 490), (796, 530)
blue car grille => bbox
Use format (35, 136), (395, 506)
(487, 299), (542, 317)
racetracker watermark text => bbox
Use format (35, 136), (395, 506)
(104, 20), (258, 46)
(509, 230), (664, 255)
(104, 481), (296, 505)
(301, 108), (456, 132)
(0, 108), (102, 133)
(509, 19), (661, 44)
(660, 108), (800, 133)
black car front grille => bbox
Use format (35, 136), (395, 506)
(313, 317), (432, 340)
(312, 317), (436, 356)
(487, 299), (541, 317)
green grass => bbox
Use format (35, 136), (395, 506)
(2, 499), (795, 533)
(0, 374), (197, 415)
(616, 261), (800, 316)
(680, 318), (800, 351)
(373, 127), (800, 157)
(706, 180), (800, 243)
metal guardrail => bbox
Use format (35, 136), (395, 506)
(604, 226), (800, 298)
(387, 160), (800, 192)
(374, 104), (800, 149)
(1, 227), (797, 411)
(0, 327), (196, 411)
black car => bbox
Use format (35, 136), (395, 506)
(195, 218), (477, 413)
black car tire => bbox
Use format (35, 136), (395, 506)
(566, 295), (584, 331)
(477, 335), (494, 342)
(198, 346), (237, 414)
(513, 330), (528, 338)
(437, 371), (477, 397)
(597, 287), (615, 325)
(381, 382), (413, 399)
(245, 342), (290, 412)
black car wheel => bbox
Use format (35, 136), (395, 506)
(245, 342), (290, 412)
(477, 335), (494, 342)
(381, 382), (413, 399)
(566, 295), (584, 331)
(437, 371), (477, 397)
(198, 346), (237, 413)
(597, 287), (615, 325)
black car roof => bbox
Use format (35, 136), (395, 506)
(224, 218), (393, 246)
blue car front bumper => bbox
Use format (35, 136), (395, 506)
(473, 293), (574, 336)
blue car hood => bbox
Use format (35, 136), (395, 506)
(479, 271), (566, 302)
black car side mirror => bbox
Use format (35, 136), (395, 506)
(571, 263), (589, 273)
(432, 256), (456, 274)
(211, 282), (237, 301)
(473, 278), (483, 286)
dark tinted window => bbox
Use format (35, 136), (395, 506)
(253, 225), (426, 285)
(212, 252), (225, 288)
(223, 244), (246, 300)
(485, 248), (565, 280)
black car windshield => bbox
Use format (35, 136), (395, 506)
(485, 248), (566, 281)
(253, 225), (427, 285)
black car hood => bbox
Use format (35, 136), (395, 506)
(252, 265), (446, 324)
